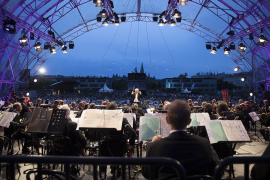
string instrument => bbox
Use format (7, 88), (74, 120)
(261, 106), (269, 119)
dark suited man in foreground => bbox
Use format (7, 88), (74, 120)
(130, 88), (143, 105)
(142, 100), (220, 180)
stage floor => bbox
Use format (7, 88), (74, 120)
(0, 123), (268, 180)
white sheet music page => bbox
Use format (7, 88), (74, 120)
(249, 112), (260, 122)
(221, 121), (244, 141)
(104, 109), (123, 131)
(123, 113), (134, 128)
(196, 113), (210, 126)
(160, 116), (170, 137)
(79, 109), (103, 129)
(0, 112), (16, 127)
(204, 120), (217, 144)
(235, 120), (250, 141)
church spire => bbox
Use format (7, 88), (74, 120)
(140, 62), (144, 73)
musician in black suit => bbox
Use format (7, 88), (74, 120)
(261, 99), (270, 113)
(130, 88), (143, 105)
(251, 143), (270, 180)
(134, 103), (144, 116)
(19, 97), (30, 118)
(35, 98), (42, 107)
(142, 100), (220, 179)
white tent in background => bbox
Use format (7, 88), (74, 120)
(182, 88), (191, 93)
(99, 83), (113, 93)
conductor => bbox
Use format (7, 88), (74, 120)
(131, 88), (143, 105)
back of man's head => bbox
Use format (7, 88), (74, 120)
(106, 102), (117, 110)
(167, 99), (191, 130)
(217, 103), (228, 114)
(20, 97), (25, 103)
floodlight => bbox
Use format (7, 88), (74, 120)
(39, 68), (45, 74)
(249, 33), (254, 40)
(250, 92), (253, 96)
(69, 41), (74, 49)
(206, 42), (211, 49)
(34, 42), (43, 51)
(96, 2), (102, 7)
(19, 35), (28, 46)
(110, 1), (114, 8)
(210, 47), (217, 54)
(234, 67), (239, 72)
(229, 42), (235, 50)
(238, 43), (247, 52)
(47, 30), (55, 39)
(97, 15), (102, 22)
(176, 17), (182, 22)
(3, 18), (16, 34)
(153, 15), (158, 22)
(259, 35), (268, 43)
(179, 0), (187, 5)
(62, 46), (68, 53)
(50, 46), (56, 54)
(102, 19), (109, 26)
(224, 47), (230, 54)
(114, 20), (120, 26)
(158, 19), (165, 26)
(34, 79), (37, 82)
(172, 9), (181, 18)
(100, 9), (107, 18)
(169, 19), (176, 26)
(227, 30), (234, 36)
(26, 93), (29, 96)
(241, 77), (247, 81)
(44, 42), (51, 50)
(121, 16), (126, 22)
(30, 32), (35, 40)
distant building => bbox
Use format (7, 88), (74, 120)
(161, 77), (217, 93)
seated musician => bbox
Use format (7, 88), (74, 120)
(70, 102), (78, 111)
(142, 100), (220, 179)
(234, 105), (246, 122)
(205, 103), (218, 120)
(261, 99), (270, 114)
(8, 103), (32, 154)
(51, 100), (60, 109)
(89, 103), (96, 109)
(19, 97), (30, 118)
(134, 103), (144, 116)
(199, 102), (207, 112)
(0, 101), (10, 111)
(35, 98), (42, 107)
(78, 102), (85, 110)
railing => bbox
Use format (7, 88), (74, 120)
(214, 156), (270, 180)
(0, 155), (186, 180)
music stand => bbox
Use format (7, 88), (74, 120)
(157, 110), (167, 113)
(19, 112), (33, 126)
(47, 109), (67, 133)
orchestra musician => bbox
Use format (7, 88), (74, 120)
(131, 88), (143, 106)
(261, 99), (270, 114)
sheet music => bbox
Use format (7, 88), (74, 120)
(123, 113), (135, 128)
(79, 109), (123, 130)
(196, 113), (210, 126)
(0, 112), (16, 127)
(204, 120), (228, 144)
(139, 116), (160, 141)
(27, 108), (52, 133)
(221, 121), (244, 141)
(249, 112), (260, 122)
(187, 113), (198, 127)
(235, 120), (250, 141)
(160, 116), (170, 137)
(70, 111), (80, 123)
(146, 108), (155, 113)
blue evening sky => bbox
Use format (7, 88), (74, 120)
(39, 21), (237, 79)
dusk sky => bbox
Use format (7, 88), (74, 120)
(38, 21), (237, 79)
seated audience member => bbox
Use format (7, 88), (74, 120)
(134, 103), (144, 116)
(251, 143), (270, 180)
(142, 100), (220, 179)
(205, 103), (218, 120)
(52, 100), (60, 109)
(89, 103), (96, 109)
(70, 102), (78, 111)
(35, 98), (42, 107)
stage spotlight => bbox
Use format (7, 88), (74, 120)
(250, 92), (253, 96)
(234, 67), (239, 72)
(158, 19), (165, 26)
(19, 35), (28, 46)
(121, 16), (126, 22)
(210, 47), (217, 54)
(224, 47), (230, 54)
(259, 35), (268, 43)
(50, 46), (56, 54)
(44, 42), (51, 50)
(34, 41), (43, 51)
(30, 32), (35, 40)
(69, 41), (74, 49)
(96, 2), (102, 7)
(34, 79), (37, 82)
(241, 77), (247, 81)
(169, 19), (176, 26)
(102, 19), (109, 26)
(229, 42), (235, 50)
(179, 0), (187, 5)
(3, 18), (16, 34)
(110, 1), (114, 8)
(97, 15), (102, 22)
(47, 30), (55, 39)
(172, 9), (181, 18)
(206, 42), (212, 50)
(100, 9), (107, 18)
(159, 11), (166, 18)
(56, 40), (64, 47)
(227, 29), (234, 36)
(62, 46), (68, 53)
(249, 33), (254, 40)
(153, 15), (158, 22)
(176, 17), (182, 22)
(238, 43), (247, 52)
(39, 68), (45, 74)
(26, 92), (29, 96)
(114, 20), (120, 26)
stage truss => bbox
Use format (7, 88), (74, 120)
(0, 0), (270, 100)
